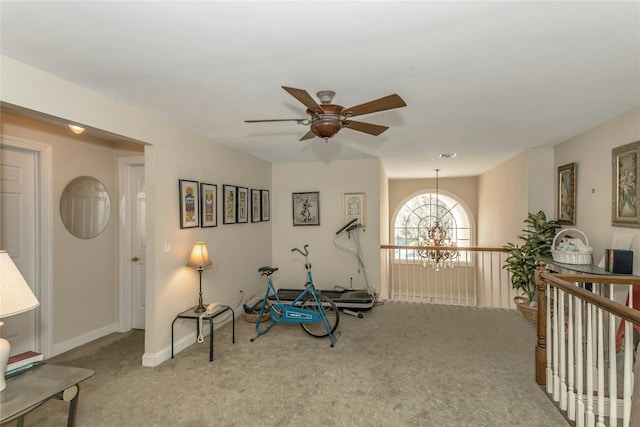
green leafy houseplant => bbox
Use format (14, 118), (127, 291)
(503, 211), (560, 305)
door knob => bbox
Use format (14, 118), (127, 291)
(131, 256), (140, 262)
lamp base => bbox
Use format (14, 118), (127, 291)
(0, 337), (10, 391)
(194, 304), (206, 314)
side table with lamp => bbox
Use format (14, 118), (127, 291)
(171, 241), (235, 361)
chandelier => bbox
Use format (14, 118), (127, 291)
(418, 169), (460, 270)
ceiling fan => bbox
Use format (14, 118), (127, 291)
(245, 86), (407, 142)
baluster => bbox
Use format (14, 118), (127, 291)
(553, 286), (560, 401)
(568, 294), (576, 421)
(608, 284), (618, 427)
(576, 297), (585, 427)
(547, 283), (553, 394)
(560, 289), (567, 410)
(586, 303), (595, 426)
(623, 284), (634, 426)
(597, 306), (605, 427)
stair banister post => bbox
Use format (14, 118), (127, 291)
(535, 260), (548, 386)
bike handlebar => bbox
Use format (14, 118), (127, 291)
(291, 244), (309, 257)
(335, 218), (358, 235)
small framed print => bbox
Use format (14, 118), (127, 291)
(343, 192), (365, 227)
(613, 141), (640, 228)
(261, 190), (270, 221)
(251, 189), (262, 222)
(200, 183), (217, 228)
(179, 179), (199, 229)
(223, 185), (237, 224)
(557, 164), (575, 226)
(237, 186), (249, 223)
(292, 191), (319, 226)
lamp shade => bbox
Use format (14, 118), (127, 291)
(0, 250), (40, 318)
(186, 241), (212, 269)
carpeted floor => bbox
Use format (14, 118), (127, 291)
(14, 301), (567, 426)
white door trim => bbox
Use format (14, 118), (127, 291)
(118, 156), (145, 332)
(0, 134), (53, 357)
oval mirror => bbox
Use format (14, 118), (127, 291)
(60, 176), (111, 239)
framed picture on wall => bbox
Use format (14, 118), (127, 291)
(200, 183), (217, 228)
(179, 179), (199, 229)
(557, 163), (575, 226)
(612, 141), (640, 228)
(292, 191), (319, 226)
(223, 184), (237, 224)
(261, 190), (270, 221)
(237, 186), (249, 223)
(343, 192), (366, 228)
(251, 189), (261, 222)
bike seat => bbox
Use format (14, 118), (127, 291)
(258, 266), (278, 276)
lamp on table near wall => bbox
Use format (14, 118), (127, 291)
(186, 241), (212, 313)
(0, 250), (40, 391)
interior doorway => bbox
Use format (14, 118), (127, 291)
(0, 135), (53, 357)
(119, 156), (146, 330)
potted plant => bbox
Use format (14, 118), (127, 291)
(503, 211), (560, 319)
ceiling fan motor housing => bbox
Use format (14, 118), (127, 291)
(311, 114), (342, 138)
(308, 104), (344, 139)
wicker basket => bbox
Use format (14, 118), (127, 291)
(514, 296), (537, 323)
(242, 311), (271, 323)
(550, 228), (593, 265)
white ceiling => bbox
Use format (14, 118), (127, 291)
(1, 1), (639, 179)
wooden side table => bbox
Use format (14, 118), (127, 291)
(171, 304), (235, 362)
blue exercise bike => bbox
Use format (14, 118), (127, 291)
(251, 245), (340, 347)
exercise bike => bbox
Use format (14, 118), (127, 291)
(251, 245), (340, 347)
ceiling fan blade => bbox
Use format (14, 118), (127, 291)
(282, 86), (324, 113)
(345, 120), (389, 136)
(245, 119), (306, 123)
(299, 130), (316, 141)
(342, 94), (407, 118)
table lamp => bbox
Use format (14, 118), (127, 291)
(186, 241), (212, 313)
(0, 250), (40, 391)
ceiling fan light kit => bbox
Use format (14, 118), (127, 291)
(246, 86), (406, 142)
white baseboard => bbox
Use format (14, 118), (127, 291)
(50, 322), (119, 357)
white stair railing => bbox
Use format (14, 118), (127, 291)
(536, 268), (640, 426)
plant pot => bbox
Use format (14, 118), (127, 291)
(514, 296), (537, 323)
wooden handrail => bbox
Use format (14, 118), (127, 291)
(534, 263), (640, 386)
(540, 271), (640, 325)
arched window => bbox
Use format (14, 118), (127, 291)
(393, 191), (472, 261)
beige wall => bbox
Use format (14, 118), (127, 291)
(477, 151), (528, 247)
(388, 175), (479, 243)
(271, 159), (381, 293)
(554, 107), (640, 267)
(1, 57), (272, 365)
(1, 112), (142, 350)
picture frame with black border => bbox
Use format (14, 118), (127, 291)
(292, 191), (319, 226)
(223, 184), (237, 224)
(251, 189), (261, 222)
(237, 186), (249, 223)
(200, 183), (217, 228)
(261, 190), (270, 221)
(179, 179), (199, 229)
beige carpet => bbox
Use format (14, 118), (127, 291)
(16, 301), (567, 426)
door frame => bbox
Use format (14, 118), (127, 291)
(118, 156), (145, 332)
(0, 135), (53, 357)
